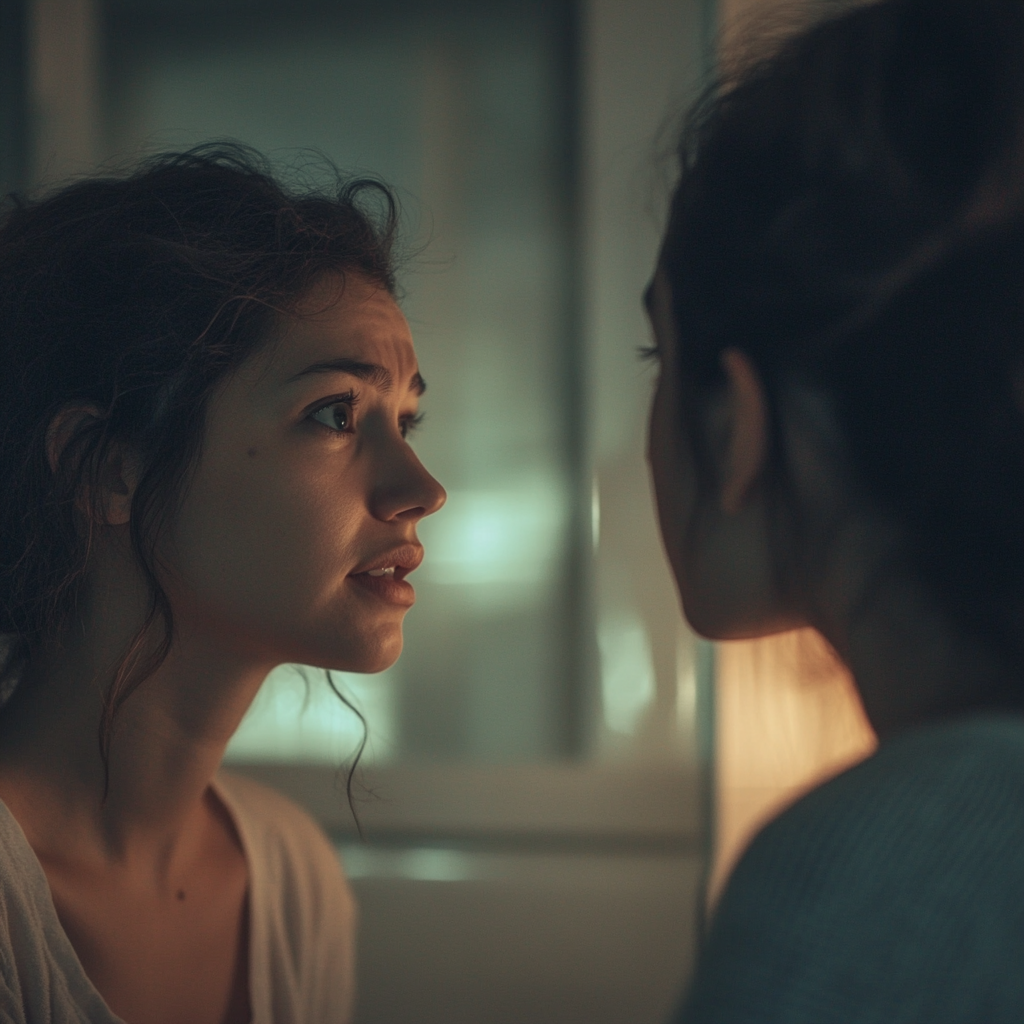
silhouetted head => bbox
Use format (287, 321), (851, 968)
(648, 0), (1024, 711)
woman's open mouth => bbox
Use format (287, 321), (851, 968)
(348, 545), (422, 606)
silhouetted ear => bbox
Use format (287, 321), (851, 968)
(718, 348), (768, 515)
(46, 406), (137, 526)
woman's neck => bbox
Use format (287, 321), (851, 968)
(0, 559), (273, 870)
(807, 515), (1016, 739)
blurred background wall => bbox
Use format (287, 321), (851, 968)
(0, 0), (877, 1020)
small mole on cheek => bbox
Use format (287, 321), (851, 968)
(176, 890), (186, 901)
(247, 447), (258, 458)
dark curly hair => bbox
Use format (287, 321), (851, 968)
(662, 0), (1024, 691)
(0, 144), (399, 767)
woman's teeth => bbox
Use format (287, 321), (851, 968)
(367, 567), (396, 577)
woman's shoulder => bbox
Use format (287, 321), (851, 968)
(736, 712), (1024, 914)
(773, 711), (1024, 848)
(682, 713), (1024, 1023)
(0, 800), (124, 1023)
(0, 800), (55, 1002)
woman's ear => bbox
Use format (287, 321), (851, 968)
(46, 406), (136, 526)
(718, 348), (768, 515)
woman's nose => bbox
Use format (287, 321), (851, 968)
(371, 443), (446, 524)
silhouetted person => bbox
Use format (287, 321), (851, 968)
(645, 2), (1024, 1020)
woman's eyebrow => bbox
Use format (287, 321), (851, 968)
(285, 357), (427, 395)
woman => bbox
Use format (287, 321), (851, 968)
(646, 1), (1024, 1020)
(0, 147), (445, 1023)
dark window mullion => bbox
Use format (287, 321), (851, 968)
(0, 0), (29, 196)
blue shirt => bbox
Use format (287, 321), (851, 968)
(674, 714), (1024, 1023)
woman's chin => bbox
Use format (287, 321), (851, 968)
(682, 598), (806, 642)
(314, 629), (404, 675)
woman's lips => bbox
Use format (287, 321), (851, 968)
(349, 544), (422, 606)
(348, 571), (416, 606)
(349, 544), (423, 577)
(348, 573), (415, 602)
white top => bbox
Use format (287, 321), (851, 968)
(0, 771), (357, 1023)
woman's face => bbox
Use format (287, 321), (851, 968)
(164, 272), (446, 674)
(645, 270), (702, 618)
(645, 267), (798, 640)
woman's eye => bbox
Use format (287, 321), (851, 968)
(311, 401), (354, 433)
(401, 413), (424, 439)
